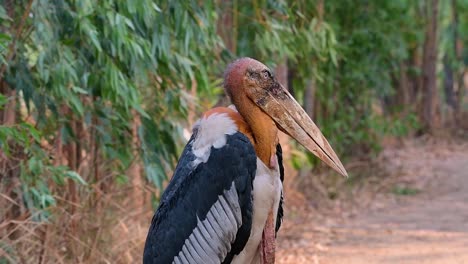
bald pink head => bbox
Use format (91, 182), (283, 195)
(224, 57), (270, 99)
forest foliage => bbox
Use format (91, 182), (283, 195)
(1, 0), (467, 262)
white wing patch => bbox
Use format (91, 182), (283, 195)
(191, 113), (238, 167)
(173, 182), (242, 264)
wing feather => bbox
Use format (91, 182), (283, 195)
(143, 133), (256, 264)
(275, 144), (285, 234)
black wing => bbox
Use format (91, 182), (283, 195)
(143, 132), (257, 264)
(275, 144), (284, 234)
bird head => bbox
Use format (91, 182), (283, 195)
(224, 57), (347, 177)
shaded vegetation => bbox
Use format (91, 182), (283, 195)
(0, 0), (467, 262)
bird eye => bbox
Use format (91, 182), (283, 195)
(262, 70), (271, 79)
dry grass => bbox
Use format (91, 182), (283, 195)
(0, 182), (154, 263)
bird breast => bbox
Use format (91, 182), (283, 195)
(232, 158), (282, 264)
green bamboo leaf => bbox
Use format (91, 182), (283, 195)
(69, 95), (84, 116)
(0, 94), (7, 108)
(72, 86), (88, 94)
(65, 171), (87, 185)
(0, 6), (11, 21)
(152, 3), (162, 12)
(0, 33), (11, 41)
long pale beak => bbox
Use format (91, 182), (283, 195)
(249, 83), (348, 177)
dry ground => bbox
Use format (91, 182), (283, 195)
(276, 138), (468, 264)
(3, 137), (467, 264)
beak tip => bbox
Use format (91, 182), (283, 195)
(328, 157), (347, 178)
(341, 169), (349, 178)
(336, 164), (348, 178)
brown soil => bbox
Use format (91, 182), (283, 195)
(276, 138), (468, 264)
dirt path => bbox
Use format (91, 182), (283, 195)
(276, 139), (468, 264)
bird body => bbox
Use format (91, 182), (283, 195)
(144, 58), (347, 264)
(144, 107), (283, 264)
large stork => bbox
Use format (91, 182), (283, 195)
(143, 58), (347, 264)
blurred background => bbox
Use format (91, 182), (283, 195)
(1, 0), (467, 263)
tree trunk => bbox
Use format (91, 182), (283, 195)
(452, 0), (463, 123)
(91, 108), (101, 213)
(286, 60), (296, 98)
(408, 48), (422, 106)
(217, 1), (237, 54)
(64, 108), (79, 250)
(214, 1), (237, 107)
(304, 79), (316, 119)
(128, 110), (143, 209)
(275, 60), (288, 90)
(420, 0), (440, 131)
(0, 82), (16, 126)
(0, 81), (22, 241)
(274, 58), (295, 190)
(399, 61), (410, 108)
(443, 54), (456, 125)
(187, 79), (198, 128)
